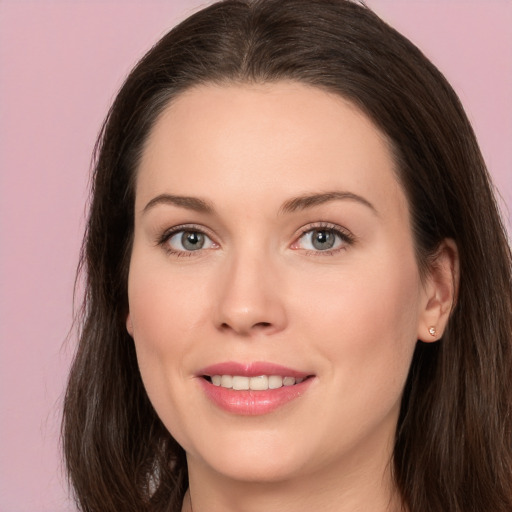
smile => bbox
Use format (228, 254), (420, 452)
(207, 375), (304, 390)
(197, 362), (315, 415)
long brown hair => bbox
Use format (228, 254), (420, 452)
(63, 1), (512, 510)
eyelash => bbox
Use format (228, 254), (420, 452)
(293, 222), (355, 256)
(157, 224), (217, 257)
(157, 222), (355, 257)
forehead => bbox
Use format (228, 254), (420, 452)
(136, 82), (407, 218)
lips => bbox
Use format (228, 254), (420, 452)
(197, 361), (315, 415)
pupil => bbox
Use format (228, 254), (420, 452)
(182, 231), (204, 251)
(312, 229), (335, 250)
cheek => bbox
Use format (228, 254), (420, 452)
(128, 252), (211, 351)
(126, 253), (211, 421)
(300, 253), (420, 332)
(295, 251), (421, 407)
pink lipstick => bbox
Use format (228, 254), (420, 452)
(197, 361), (314, 415)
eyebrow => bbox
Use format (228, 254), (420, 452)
(142, 194), (214, 214)
(279, 191), (378, 215)
(142, 190), (377, 217)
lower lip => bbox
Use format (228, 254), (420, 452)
(198, 378), (314, 415)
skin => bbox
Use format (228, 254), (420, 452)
(126, 82), (457, 512)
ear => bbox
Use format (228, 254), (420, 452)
(126, 313), (134, 337)
(417, 238), (459, 342)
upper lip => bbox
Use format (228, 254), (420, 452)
(197, 361), (312, 379)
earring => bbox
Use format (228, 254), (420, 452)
(428, 326), (437, 337)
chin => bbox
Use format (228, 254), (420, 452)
(209, 452), (307, 484)
(185, 427), (314, 483)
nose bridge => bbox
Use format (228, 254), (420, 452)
(214, 242), (287, 336)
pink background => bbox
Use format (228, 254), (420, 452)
(0, 1), (510, 510)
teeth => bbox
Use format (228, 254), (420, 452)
(249, 375), (268, 390)
(210, 374), (303, 390)
(269, 375), (283, 389)
(220, 375), (233, 388)
(232, 376), (249, 390)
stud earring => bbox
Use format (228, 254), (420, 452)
(428, 326), (437, 337)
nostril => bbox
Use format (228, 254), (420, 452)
(255, 322), (271, 328)
(219, 321), (272, 331)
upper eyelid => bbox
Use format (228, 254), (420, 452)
(295, 221), (354, 239)
(156, 221), (355, 247)
(292, 224), (355, 256)
(161, 223), (213, 236)
(157, 223), (217, 245)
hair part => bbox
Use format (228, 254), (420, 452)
(63, 1), (512, 511)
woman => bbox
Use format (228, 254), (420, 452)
(62, 0), (512, 511)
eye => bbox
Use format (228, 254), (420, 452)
(162, 228), (217, 254)
(292, 225), (354, 253)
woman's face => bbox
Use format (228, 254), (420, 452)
(127, 82), (434, 484)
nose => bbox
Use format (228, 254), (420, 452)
(213, 251), (287, 337)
